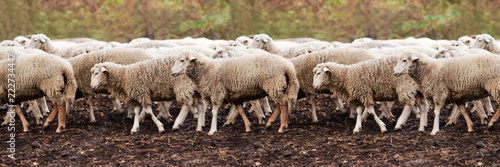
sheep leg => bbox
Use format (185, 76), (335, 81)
(43, 105), (59, 128)
(353, 106), (364, 133)
(223, 105), (238, 126)
(249, 100), (265, 125)
(208, 105), (221, 135)
(418, 103), (429, 131)
(85, 96), (96, 123)
(278, 103), (290, 133)
(487, 108), (500, 128)
(265, 105), (281, 128)
(471, 100), (488, 125)
(1, 110), (10, 126)
(38, 97), (50, 116)
(130, 106), (141, 133)
(235, 104), (251, 132)
(361, 107), (369, 122)
(27, 100), (43, 125)
(156, 101), (173, 122)
(458, 104), (474, 132)
(349, 104), (356, 119)
(430, 104), (444, 135)
(197, 99), (207, 127)
(394, 105), (413, 130)
(139, 106), (147, 122)
(145, 105), (165, 133)
(483, 97), (495, 116)
(334, 97), (346, 113)
(56, 105), (67, 133)
(15, 105), (29, 132)
(379, 101), (395, 123)
(111, 97), (124, 113)
(413, 105), (421, 119)
(261, 97), (273, 116)
(367, 105), (387, 133)
(126, 103), (134, 119)
(307, 95), (319, 123)
(196, 104), (206, 131)
(446, 104), (460, 126)
(172, 105), (190, 130)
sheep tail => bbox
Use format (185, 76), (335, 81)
(284, 66), (300, 105)
(62, 65), (78, 105)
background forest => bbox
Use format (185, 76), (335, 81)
(1, 0), (499, 42)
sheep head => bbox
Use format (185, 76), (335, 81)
(393, 54), (420, 77)
(312, 65), (330, 90)
(90, 63), (110, 90)
(171, 51), (199, 77)
(470, 34), (496, 50)
(432, 47), (452, 59)
(25, 34), (51, 50)
(247, 34), (272, 50)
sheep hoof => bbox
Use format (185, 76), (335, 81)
(381, 129), (388, 133)
(130, 130), (137, 134)
(394, 126), (401, 131)
(208, 132), (215, 136)
(158, 129), (165, 134)
(42, 124), (49, 129)
(171, 126), (179, 131)
(487, 124), (494, 129)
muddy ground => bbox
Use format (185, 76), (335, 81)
(1, 94), (499, 166)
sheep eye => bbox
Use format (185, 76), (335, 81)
(180, 59), (185, 62)
(402, 59), (407, 62)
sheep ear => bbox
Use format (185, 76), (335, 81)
(410, 55), (420, 61)
(41, 38), (46, 43)
(101, 67), (108, 72)
(485, 38), (491, 43)
(263, 39), (268, 43)
(188, 55), (198, 61)
(322, 67), (330, 72)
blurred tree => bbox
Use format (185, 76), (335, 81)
(0, 0), (499, 42)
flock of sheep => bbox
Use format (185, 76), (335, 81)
(1, 32), (500, 136)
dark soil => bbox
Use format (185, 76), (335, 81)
(1, 94), (499, 166)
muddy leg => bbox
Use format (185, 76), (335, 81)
(172, 105), (190, 130)
(265, 106), (281, 128)
(487, 108), (500, 128)
(236, 104), (251, 132)
(307, 95), (318, 123)
(458, 104), (473, 132)
(208, 104), (221, 135)
(15, 105), (29, 132)
(85, 96), (96, 123)
(430, 104), (443, 135)
(43, 105), (59, 128)
(395, 105), (413, 130)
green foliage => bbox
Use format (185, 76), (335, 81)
(1, 0), (499, 42)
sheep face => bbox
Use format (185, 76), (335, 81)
(171, 55), (197, 77)
(13, 36), (30, 46)
(394, 56), (419, 77)
(0, 40), (21, 47)
(247, 34), (272, 49)
(236, 36), (252, 46)
(312, 66), (330, 90)
(458, 36), (474, 46)
(211, 49), (229, 59)
(90, 66), (109, 90)
(432, 48), (452, 59)
(470, 34), (495, 49)
(26, 34), (50, 49)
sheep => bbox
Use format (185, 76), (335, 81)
(208, 47), (275, 125)
(275, 37), (321, 44)
(247, 34), (309, 58)
(0, 49), (77, 133)
(370, 45), (438, 58)
(458, 36), (475, 46)
(312, 51), (426, 133)
(469, 34), (500, 54)
(26, 34), (111, 58)
(118, 41), (179, 49)
(52, 37), (98, 43)
(290, 47), (377, 123)
(90, 52), (203, 133)
(349, 40), (402, 49)
(0, 40), (22, 47)
(170, 50), (300, 135)
(67, 48), (157, 122)
(432, 46), (496, 125)
(13, 36), (30, 46)
(392, 52), (500, 135)
(235, 36), (253, 46)
(149, 46), (217, 58)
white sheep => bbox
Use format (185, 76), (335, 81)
(290, 47), (377, 122)
(0, 40), (22, 47)
(313, 51), (425, 133)
(469, 34), (500, 54)
(170, 50), (300, 135)
(458, 36), (475, 46)
(13, 36), (31, 46)
(0, 49), (77, 133)
(393, 52), (500, 135)
(247, 34), (309, 58)
(68, 48), (157, 122)
(26, 34), (110, 58)
(90, 52), (202, 133)
(235, 36), (253, 46)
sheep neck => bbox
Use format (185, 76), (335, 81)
(408, 58), (436, 89)
(264, 41), (282, 55)
(105, 66), (127, 98)
(329, 67), (350, 101)
(41, 41), (59, 54)
(185, 57), (216, 89)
